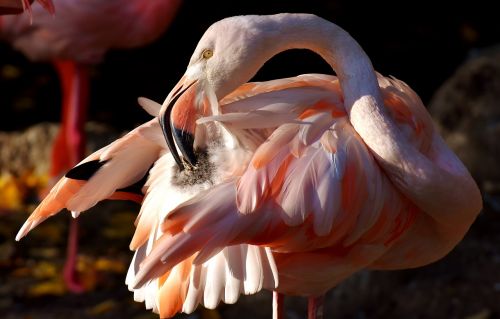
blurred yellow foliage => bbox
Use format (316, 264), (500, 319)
(94, 257), (126, 273)
(28, 279), (66, 297)
(0, 171), (48, 210)
(76, 255), (98, 291)
(0, 173), (23, 209)
(1, 64), (21, 79)
(23, 171), (48, 189)
(11, 255), (129, 296)
(103, 211), (136, 239)
(86, 300), (117, 315)
(32, 261), (58, 279)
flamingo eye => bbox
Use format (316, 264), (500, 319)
(202, 49), (213, 59)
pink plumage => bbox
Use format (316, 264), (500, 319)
(16, 14), (482, 319)
(0, 0), (54, 17)
(1, 0), (180, 63)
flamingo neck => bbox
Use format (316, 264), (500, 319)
(247, 14), (403, 169)
(244, 14), (481, 233)
(268, 14), (382, 110)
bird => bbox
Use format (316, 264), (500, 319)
(15, 13), (482, 318)
(1, 0), (182, 293)
(0, 0), (54, 17)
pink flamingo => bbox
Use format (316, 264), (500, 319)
(0, 0), (54, 16)
(16, 14), (482, 318)
(2, 0), (182, 293)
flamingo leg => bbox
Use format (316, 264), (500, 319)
(307, 295), (325, 319)
(52, 60), (89, 294)
(273, 291), (284, 319)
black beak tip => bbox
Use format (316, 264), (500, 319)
(159, 111), (184, 170)
(158, 80), (199, 171)
(173, 127), (197, 167)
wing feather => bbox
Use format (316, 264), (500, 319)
(16, 119), (163, 240)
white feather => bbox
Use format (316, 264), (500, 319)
(137, 97), (161, 117)
(203, 253), (226, 309)
(223, 246), (244, 304)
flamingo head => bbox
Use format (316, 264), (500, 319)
(159, 15), (279, 171)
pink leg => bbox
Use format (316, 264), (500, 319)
(308, 295), (325, 319)
(273, 291), (284, 319)
(53, 60), (89, 294)
(63, 218), (84, 293)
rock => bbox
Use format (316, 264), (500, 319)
(0, 123), (58, 177)
(0, 122), (122, 177)
(0, 122), (122, 209)
(428, 46), (500, 196)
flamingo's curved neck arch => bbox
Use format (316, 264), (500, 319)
(217, 14), (480, 235)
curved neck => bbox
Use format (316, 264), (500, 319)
(262, 14), (382, 110)
(247, 14), (481, 232)
(250, 14), (402, 168)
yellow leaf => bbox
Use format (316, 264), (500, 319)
(94, 257), (126, 273)
(32, 261), (58, 279)
(86, 300), (117, 315)
(0, 174), (24, 210)
(28, 279), (66, 296)
(22, 171), (48, 189)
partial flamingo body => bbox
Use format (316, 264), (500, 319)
(2, 0), (181, 292)
(0, 0), (54, 17)
(16, 14), (481, 318)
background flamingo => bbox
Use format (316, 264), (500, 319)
(0, 0), (53, 16)
(0, 0), (182, 293)
(15, 13), (482, 318)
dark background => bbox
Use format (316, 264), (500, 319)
(1, 0), (498, 132)
(1, 1), (500, 318)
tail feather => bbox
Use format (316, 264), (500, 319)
(128, 243), (278, 317)
(126, 182), (278, 317)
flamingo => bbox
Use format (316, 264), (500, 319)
(15, 13), (482, 318)
(0, 0), (54, 16)
(1, 0), (181, 293)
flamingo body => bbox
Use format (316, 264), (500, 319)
(2, 0), (181, 293)
(16, 14), (482, 318)
(0, 0), (54, 17)
(0, 0), (180, 63)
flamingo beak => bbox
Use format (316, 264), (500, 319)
(159, 77), (199, 171)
